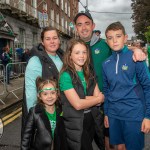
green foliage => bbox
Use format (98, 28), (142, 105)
(131, 0), (150, 42)
(145, 26), (150, 43)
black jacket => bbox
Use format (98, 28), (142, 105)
(22, 43), (64, 136)
(21, 103), (68, 150)
(30, 43), (64, 79)
(60, 70), (100, 150)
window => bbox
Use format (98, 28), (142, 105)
(19, 0), (26, 12)
(65, 1), (67, 14)
(61, 0), (63, 10)
(19, 28), (25, 49)
(61, 17), (64, 32)
(65, 20), (68, 34)
(43, 2), (47, 12)
(32, 32), (37, 46)
(56, 13), (59, 29)
(68, 2), (70, 17)
(56, 0), (59, 5)
(31, 0), (37, 8)
(31, 0), (37, 17)
(50, 9), (54, 27)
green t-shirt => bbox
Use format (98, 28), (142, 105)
(87, 39), (111, 91)
(45, 109), (56, 139)
(59, 70), (87, 95)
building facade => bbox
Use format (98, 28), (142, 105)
(0, 0), (78, 60)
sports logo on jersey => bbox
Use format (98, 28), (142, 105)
(94, 48), (100, 54)
(122, 64), (128, 70)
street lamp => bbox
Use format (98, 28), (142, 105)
(78, 0), (89, 12)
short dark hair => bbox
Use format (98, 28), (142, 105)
(74, 11), (93, 24)
(105, 21), (126, 37)
(41, 27), (60, 41)
(94, 30), (101, 34)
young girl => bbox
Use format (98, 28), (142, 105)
(21, 77), (68, 150)
(59, 39), (104, 150)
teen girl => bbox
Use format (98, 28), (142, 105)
(21, 77), (68, 150)
(59, 39), (104, 150)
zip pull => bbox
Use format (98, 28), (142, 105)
(116, 53), (119, 74)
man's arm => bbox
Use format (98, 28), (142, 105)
(128, 46), (146, 62)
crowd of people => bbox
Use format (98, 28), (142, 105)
(0, 46), (30, 84)
(0, 46), (12, 84)
(21, 11), (150, 150)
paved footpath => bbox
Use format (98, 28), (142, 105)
(0, 77), (150, 149)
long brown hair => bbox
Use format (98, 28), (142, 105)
(60, 38), (91, 87)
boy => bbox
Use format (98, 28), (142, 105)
(102, 21), (150, 150)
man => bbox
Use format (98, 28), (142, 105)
(74, 11), (146, 150)
(94, 30), (101, 37)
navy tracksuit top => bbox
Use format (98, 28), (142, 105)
(102, 46), (150, 121)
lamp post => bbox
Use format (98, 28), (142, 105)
(86, 0), (88, 10)
(78, 0), (89, 12)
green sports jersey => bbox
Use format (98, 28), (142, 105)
(87, 38), (111, 91)
(59, 70), (87, 95)
(45, 109), (56, 139)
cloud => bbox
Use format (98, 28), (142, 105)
(79, 0), (135, 39)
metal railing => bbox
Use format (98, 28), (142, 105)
(0, 62), (26, 104)
(0, 64), (5, 104)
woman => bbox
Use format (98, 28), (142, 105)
(22, 27), (64, 130)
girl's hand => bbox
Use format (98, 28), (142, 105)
(97, 92), (104, 103)
(141, 118), (150, 133)
(86, 92), (104, 104)
(104, 116), (109, 128)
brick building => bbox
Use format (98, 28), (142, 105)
(0, 0), (78, 60)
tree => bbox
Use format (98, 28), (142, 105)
(145, 26), (150, 43)
(131, 0), (150, 42)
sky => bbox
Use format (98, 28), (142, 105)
(79, 0), (135, 39)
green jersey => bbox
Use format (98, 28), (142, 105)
(45, 109), (56, 139)
(59, 70), (87, 95)
(87, 36), (111, 91)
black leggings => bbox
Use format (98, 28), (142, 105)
(81, 112), (95, 150)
